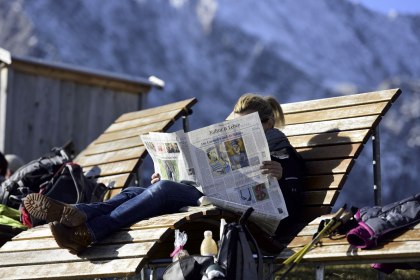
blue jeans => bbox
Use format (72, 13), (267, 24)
(75, 180), (203, 242)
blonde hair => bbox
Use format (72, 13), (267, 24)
(233, 93), (285, 128)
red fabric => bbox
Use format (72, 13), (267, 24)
(346, 225), (375, 249)
(20, 207), (32, 228)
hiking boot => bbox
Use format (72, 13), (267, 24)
(24, 193), (86, 227)
(49, 221), (92, 254)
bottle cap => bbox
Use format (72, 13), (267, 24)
(204, 230), (212, 237)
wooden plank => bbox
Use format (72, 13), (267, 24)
(10, 224), (49, 240)
(76, 146), (146, 167)
(2, 237), (64, 251)
(297, 216), (420, 237)
(96, 174), (129, 189)
(8, 72), (35, 159)
(11, 58), (153, 93)
(57, 80), (77, 147)
(73, 84), (93, 149)
(288, 240), (420, 263)
(303, 174), (347, 190)
(285, 102), (388, 125)
(303, 190), (339, 206)
(94, 120), (171, 144)
(86, 87), (105, 144)
(116, 98), (197, 122)
(297, 143), (361, 160)
(105, 109), (184, 133)
(0, 242), (154, 267)
(82, 158), (139, 177)
(299, 206), (331, 222)
(33, 76), (61, 157)
(0, 258), (145, 280)
(2, 227), (169, 252)
(76, 136), (143, 158)
(281, 89), (400, 114)
(288, 129), (370, 148)
(45, 77), (62, 149)
(305, 159), (354, 175)
(128, 207), (220, 230)
(282, 115), (378, 137)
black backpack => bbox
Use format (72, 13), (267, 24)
(22, 162), (109, 227)
(0, 147), (71, 209)
(0, 146), (110, 227)
(216, 207), (263, 280)
(161, 208), (262, 280)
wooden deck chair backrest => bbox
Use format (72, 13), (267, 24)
(281, 88), (401, 222)
(74, 98), (197, 198)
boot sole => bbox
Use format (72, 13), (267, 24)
(24, 193), (86, 227)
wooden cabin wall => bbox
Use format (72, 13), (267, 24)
(0, 62), (150, 163)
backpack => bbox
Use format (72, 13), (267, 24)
(0, 147), (71, 209)
(161, 208), (262, 280)
(215, 207), (263, 280)
(22, 162), (109, 227)
(0, 146), (110, 227)
(162, 255), (215, 280)
(40, 162), (108, 204)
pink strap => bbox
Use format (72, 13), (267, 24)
(170, 245), (184, 257)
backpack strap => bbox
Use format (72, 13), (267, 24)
(239, 207), (263, 279)
(242, 223), (263, 279)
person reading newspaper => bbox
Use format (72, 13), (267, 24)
(231, 94), (304, 230)
(23, 93), (304, 255)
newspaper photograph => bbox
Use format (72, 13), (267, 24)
(140, 112), (288, 234)
(141, 131), (196, 183)
(186, 112), (288, 234)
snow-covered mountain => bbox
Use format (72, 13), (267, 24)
(0, 0), (418, 208)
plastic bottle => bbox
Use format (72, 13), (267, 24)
(200, 230), (218, 256)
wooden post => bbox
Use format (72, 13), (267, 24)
(182, 108), (193, 132)
(315, 264), (325, 280)
(0, 49), (12, 152)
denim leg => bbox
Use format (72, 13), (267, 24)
(85, 180), (203, 242)
(75, 186), (146, 220)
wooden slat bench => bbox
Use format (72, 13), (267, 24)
(0, 89), (408, 280)
(0, 97), (197, 279)
(275, 88), (420, 278)
(278, 214), (420, 278)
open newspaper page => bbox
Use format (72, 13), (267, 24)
(140, 131), (197, 183)
(186, 112), (288, 235)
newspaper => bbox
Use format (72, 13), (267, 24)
(140, 112), (288, 234)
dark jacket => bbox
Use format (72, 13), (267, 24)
(266, 128), (305, 229)
(347, 192), (420, 249)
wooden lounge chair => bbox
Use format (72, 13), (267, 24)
(274, 89), (420, 278)
(1, 89), (412, 280)
(0, 97), (197, 279)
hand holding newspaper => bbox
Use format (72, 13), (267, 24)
(140, 113), (288, 234)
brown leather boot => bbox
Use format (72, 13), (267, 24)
(49, 221), (92, 254)
(24, 193), (86, 227)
